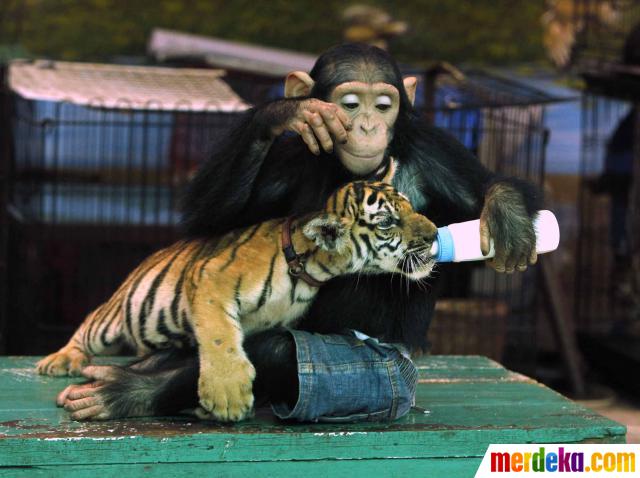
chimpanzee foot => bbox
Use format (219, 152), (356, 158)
(56, 352), (201, 421)
(57, 365), (163, 420)
(56, 366), (119, 420)
(57, 381), (111, 420)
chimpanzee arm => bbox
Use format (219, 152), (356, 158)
(397, 124), (543, 273)
(181, 100), (301, 237)
(181, 97), (350, 237)
(480, 175), (543, 272)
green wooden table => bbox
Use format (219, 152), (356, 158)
(0, 356), (626, 477)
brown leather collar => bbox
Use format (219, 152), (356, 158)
(282, 217), (326, 288)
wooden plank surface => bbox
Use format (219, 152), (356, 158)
(0, 458), (481, 478)
(0, 355), (626, 475)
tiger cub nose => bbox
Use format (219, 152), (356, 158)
(422, 228), (436, 243)
(409, 237), (433, 249)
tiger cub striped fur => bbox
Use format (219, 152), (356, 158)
(37, 172), (437, 422)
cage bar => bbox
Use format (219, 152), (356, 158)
(2, 60), (562, 375)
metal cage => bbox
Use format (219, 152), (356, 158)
(576, 93), (639, 332)
(2, 61), (249, 353)
(1, 62), (560, 375)
(575, 94), (640, 395)
(418, 69), (556, 374)
(571, 0), (640, 73)
(6, 100), (244, 353)
(573, 0), (640, 392)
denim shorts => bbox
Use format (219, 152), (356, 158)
(271, 329), (417, 423)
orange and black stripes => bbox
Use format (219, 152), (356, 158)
(38, 174), (439, 381)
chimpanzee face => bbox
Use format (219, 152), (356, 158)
(329, 81), (400, 176)
(284, 44), (417, 177)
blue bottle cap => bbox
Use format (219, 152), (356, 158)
(435, 226), (455, 263)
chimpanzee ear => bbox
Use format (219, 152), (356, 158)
(380, 157), (397, 184)
(403, 76), (418, 106)
(285, 71), (315, 98)
(303, 214), (348, 252)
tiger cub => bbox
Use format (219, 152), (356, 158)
(37, 171), (437, 422)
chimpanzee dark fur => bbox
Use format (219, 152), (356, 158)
(84, 43), (542, 418)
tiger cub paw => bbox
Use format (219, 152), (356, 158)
(192, 405), (255, 421)
(36, 347), (90, 376)
(198, 358), (256, 422)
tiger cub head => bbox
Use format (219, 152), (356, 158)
(303, 161), (438, 280)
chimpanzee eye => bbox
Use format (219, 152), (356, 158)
(377, 216), (395, 230)
(375, 95), (392, 112)
(341, 94), (360, 110)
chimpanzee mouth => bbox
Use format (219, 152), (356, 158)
(340, 146), (386, 160)
(345, 150), (384, 159)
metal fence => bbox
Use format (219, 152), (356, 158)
(572, 0), (640, 72)
(419, 69), (554, 374)
(574, 90), (640, 400)
(2, 65), (559, 375)
(5, 92), (243, 353)
(576, 93), (638, 334)
(572, 0), (640, 342)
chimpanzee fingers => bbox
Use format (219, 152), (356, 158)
(479, 218), (491, 256)
(487, 258), (505, 273)
(82, 365), (117, 381)
(56, 381), (102, 406)
(295, 121), (321, 155)
(491, 253), (507, 273)
(70, 404), (109, 421)
(303, 111), (333, 153)
(65, 396), (101, 413)
(517, 255), (528, 272)
(56, 384), (75, 407)
(317, 106), (348, 144)
(504, 255), (517, 274)
(307, 100), (352, 131)
(330, 103), (353, 131)
(529, 248), (538, 265)
(66, 381), (104, 400)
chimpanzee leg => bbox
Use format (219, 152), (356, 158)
(245, 328), (299, 408)
(58, 328), (298, 420)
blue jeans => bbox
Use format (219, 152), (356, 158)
(271, 329), (417, 423)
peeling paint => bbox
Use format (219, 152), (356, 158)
(0, 368), (39, 380)
(312, 432), (369, 437)
(41, 436), (138, 442)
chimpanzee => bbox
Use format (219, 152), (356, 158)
(56, 43), (541, 421)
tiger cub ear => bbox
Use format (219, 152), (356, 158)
(380, 157), (397, 184)
(303, 214), (348, 252)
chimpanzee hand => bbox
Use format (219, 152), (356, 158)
(479, 183), (537, 273)
(270, 99), (353, 155)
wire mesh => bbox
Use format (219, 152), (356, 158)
(566, 1), (640, 387)
(4, 66), (558, 374)
(418, 69), (553, 374)
(6, 94), (242, 353)
(576, 92), (639, 335)
(572, 0), (640, 73)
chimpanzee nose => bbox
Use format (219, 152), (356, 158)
(360, 119), (377, 135)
